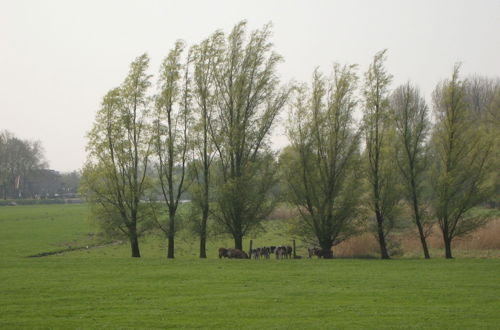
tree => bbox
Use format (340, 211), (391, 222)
(60, 171), (81, 195)
(0, 130), (46, 199)
(464, 75), (499, 121)
(431, 65), (496, 259)
(210, 21), (291, 250)
(283, 65), (362, 258)
(189, 32), (223, 258)
(81, 54), (152, 258)
(152, 41), (191, 259)
(464, 76), (500, 208)
(361, 50), (400, 259)
(391, 83), (432, 259)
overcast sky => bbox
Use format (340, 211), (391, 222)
(1, 0), (499, 172)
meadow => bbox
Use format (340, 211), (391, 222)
(1, 204), (500, 329)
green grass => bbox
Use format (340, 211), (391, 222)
(0, 204), (94, 257)
(1, 204), (500, 329)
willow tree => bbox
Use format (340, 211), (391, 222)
(283, 65), (361, 258)
(152, 41), (191, 259)
(189, 32), (223, 258)
(431, 65), (495, 259)
(210, 21), (291, 250)
(362, 50), (400, 259)
(82, 54), (152, 258)
(391, 83), (432, 259)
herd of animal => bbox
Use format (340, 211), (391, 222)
(218, 245), (327, 259)
(251, 246), (294, 259)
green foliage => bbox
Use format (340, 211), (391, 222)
(430, 65), (497, 258)
(361, 50), (402, 259)
(213, 152), (278, 239)
(152, 41), (192, 258)
(81, 54), (153, 257)
(0, 130), (46, 199)
(208, 21), (292, 249)
(391, 82), (433, 258)
(187, 32), (223, 257)
(283, 64), (362, 255)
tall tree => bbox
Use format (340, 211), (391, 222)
(283, 65), (361, 258)
(0, 131), (45, 199)
(210, 21), (291, 250)
(391, 83), (432, 259)
(81, 54), (152, 258)
(431, 65), (495, 259)
(189, 32), (223, 258)
(362, 50), (399, 259)
(152, 41), (192, 259)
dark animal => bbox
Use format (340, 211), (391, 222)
(219, 247), (229, 259)
(286, 245), (293, 259)
(275, 246), (286, 259)
(308, 247), (324, 258)
(251, 248), (260, 259)
(261, 247), (270, 259)
(228, 248), (249, 259)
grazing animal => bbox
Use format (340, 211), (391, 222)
(219, 247), (229, 259)
(251, 248), (260, 259)
(286, 246), (293, 259)
(228, 248), (249, 259)
(262, 247), (270, 259)
(275, 246), (286, 259)
(308, 247), (324, 258)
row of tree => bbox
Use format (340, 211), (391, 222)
(284, 52), (499, 259)
(0, 131), (81, 199)
(0, 130), (44, 199)
(81, 21), (500, 259)
(0, 131), (80, 199)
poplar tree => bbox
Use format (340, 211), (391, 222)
(189, 32), (223, 258)
(210, 21), (291, 250)
(283, 65), (361, 258)
(82, 54), (152, 258)
(391, 83), (432, 259)
(362, 50), (399, 259)
(431, 65), (495, 259)
(152, 41), (191, 259)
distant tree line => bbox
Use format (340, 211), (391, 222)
(0, 130), (81, 199)
(81, 21), (500, 259)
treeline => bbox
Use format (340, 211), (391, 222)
(81, 21), (500, 259)
(0, 130), (81, 199)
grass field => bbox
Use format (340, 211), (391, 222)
(1, 204), (500, 329)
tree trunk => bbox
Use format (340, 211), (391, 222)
(199, 217), (207, 259)
(167, 212), (175, 259)
(129, 227), (141, 258)
(416, 220), (430, 259)
(234, 235), (243, 251)
(376, 211), (390, 259)
(320, 240), (333, 259)
(443, 233), (453, 259)
(199, 207), (208, 258)
(411, 188), (430, 259)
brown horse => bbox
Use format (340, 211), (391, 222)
(218, 247), (229, 259)
(228, 248), (249, 259)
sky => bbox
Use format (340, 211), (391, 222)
(1, 0), (499, 172)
